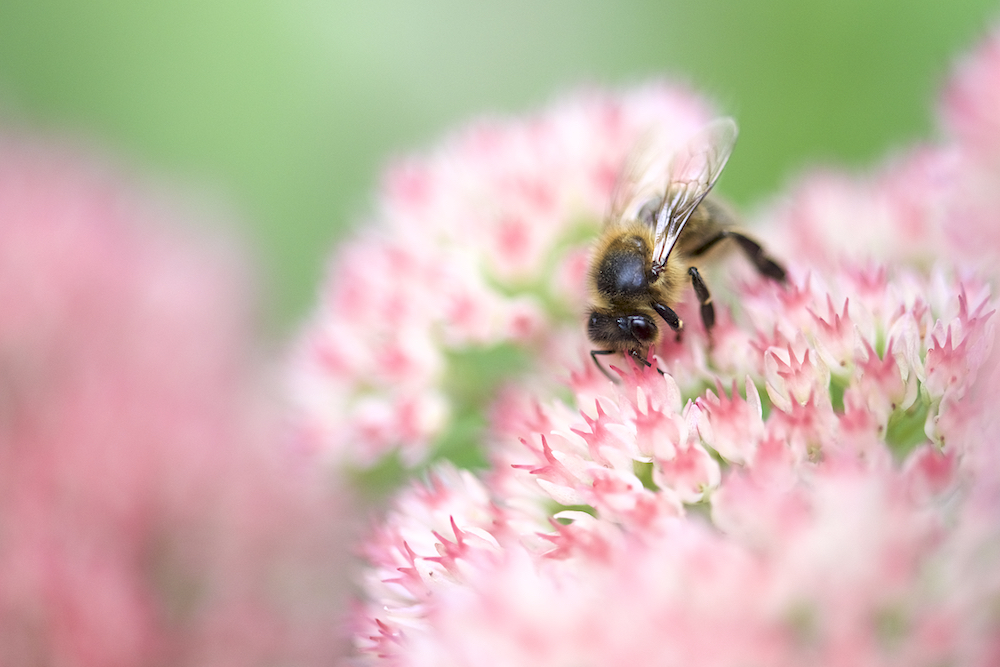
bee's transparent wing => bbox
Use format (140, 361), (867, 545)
(650, 118), (738, 271)
(606, 129), (676, 230)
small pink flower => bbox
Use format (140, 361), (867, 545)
(852, 338), (915, 425)
(609, 363), (684, 460)
(764, 332), (833, 414)
(695, 377), (764, 465)
(923, 287), (995, 402)
(652, 406), (721, 504)
(809, 294), (858, 372)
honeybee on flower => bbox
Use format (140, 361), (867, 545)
(587, 117), (786, 378)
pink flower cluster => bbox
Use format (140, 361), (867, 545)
(347, 28), (1000, 666)
(354, 266), (999, 665)
(0, 138), (349, 666)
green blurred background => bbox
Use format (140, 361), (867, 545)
(0, 0), (995, 333)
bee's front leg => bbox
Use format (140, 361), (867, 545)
(688, 266), (715, 333)
(628, 349), (665, 376)
(652, 302), (684, 342)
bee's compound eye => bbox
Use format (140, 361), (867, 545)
(627, 315), (657, 343)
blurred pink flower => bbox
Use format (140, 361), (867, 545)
(344, 26), (1000, 667)
(0, 137), (350, 666)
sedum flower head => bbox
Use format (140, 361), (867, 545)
(353, 261), (998, 665)
(344, 26), (1000, 667)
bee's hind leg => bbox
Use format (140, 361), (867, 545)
(688, 230), (786, 282)
(729, 232), (786, 282)
(688, 266), (715, 334)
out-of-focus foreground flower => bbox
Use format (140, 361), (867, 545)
(318, 28), (1000, 666)
(0, 138), (350, 665)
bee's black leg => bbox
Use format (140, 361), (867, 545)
(728, 232), (786, 282)
(590, 349), (664, 381)
(652, 302), (684, 342)
(629, 350), (665, 376)
(628, 350), (652, 367)
(590, 349), (617, 381)
(688, 266), (715, 333)
(688, 230), (786, 282)
(686, 230), (728, 257)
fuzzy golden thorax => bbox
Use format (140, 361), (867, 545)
(586, 221), (688, 354)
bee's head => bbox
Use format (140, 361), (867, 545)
(587, 310), (659, 349)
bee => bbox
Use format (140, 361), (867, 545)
(587, 118), (786, 378)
